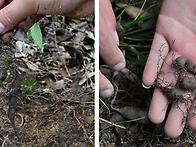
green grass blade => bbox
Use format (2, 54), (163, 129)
(99, 117), (145, 133)
(116, 0), (132, 20)
(125, 25), (156, 35)
(121, 13), (158, 28)
(114, 0), (158, 12)
(120, 42), (147, 64)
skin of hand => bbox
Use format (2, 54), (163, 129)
(99, 0), (126, 98)
(143, 0), (196, 138)
(0, 0), (94, 41)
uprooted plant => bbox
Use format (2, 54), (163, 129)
(154, 41), (196, 120)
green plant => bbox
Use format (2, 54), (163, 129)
(21, 75), (38, 98)
(1, 57), (9, 70)
(57, 14), (63, 18)
(116, 1), (161, 39)
(114, 1), (161, 71)
(27, 23), (43, 51)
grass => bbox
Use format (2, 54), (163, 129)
(114, 0), (161, 71)
(1, 57), (9, 70)
(21, 75), (38, 99)
(99, 117), (145, 133)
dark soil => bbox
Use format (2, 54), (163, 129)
(0, 15), (94, 147)
(99, 63), (196, 147)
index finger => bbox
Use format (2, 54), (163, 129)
(143, 32), (169, 87)
(0, 0), (36, 34)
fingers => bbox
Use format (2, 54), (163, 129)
(0, 0), (36, 34)
(18, 15), (44, 32)
(142, 32), (169, 87)
(1, 30), (14, 42)
(99, 71), (114, 98)
(1, 14), (43, 43)
(0, 0), (6, 8)
(65, 0), (94, 18)
(99, 0), (116, 30)
(150, 88), (187, 138)
(147, 50), (186, 137)
(187, 99), (196, 129)
(165, 103), (187, 138)
(0, 0), (94, 39)
(99, 0), (125, 98)
(146, 37), (171, 123)
(99, 3), (125, 70)
(148, 88), (168, 124)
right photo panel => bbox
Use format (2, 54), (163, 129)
(99, 0), (196, 146)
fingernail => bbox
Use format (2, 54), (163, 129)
(100, 89), (113, 98)
(100, 83), (114, 98)
(113, 62), (125, 71)
(114, 30), (119, 45)
(0, 22), (5, 34)
(142, 83), (151, 89)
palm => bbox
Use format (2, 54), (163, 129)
(143, 0), (196, 137)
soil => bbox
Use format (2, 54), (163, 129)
(99, 63), (196, 147)
(0, 15), (94, 147)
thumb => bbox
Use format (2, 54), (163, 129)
(0, 0), (36, 34)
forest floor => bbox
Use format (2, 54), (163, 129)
(0, 15), (95, 147)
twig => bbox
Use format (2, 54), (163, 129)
(134, 0), (147, 21)
(99, 98), (111, 115)
(73, 110), (91, 143)
(2, 137), (6, 147)
(47, 92), (86, 117)
(99, 117), (126, 129)
(15, 113), (24, 128)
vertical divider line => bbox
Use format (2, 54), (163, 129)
(95, 0), (99, 146)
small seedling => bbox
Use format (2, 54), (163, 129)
(27, 23), (43, 51)
(1, 57), (9, 70)
(21, 75), (38, 99)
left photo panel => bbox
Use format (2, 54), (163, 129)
(0, 0), (95, 146)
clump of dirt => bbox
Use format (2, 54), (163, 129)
(0, 15), (94, 146)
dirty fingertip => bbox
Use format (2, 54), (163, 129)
(100, 88), (113, 98)
(2, 31), (14, 43)
(164, 124), (183, 138)
(0, 22), (5, 34)
(100, 82), (114, 98)
(113, 61), (125, 71)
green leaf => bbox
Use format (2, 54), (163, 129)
(28, 23), (43, 51)
(57, 14), (63, 18)
(1, 57), (9, 70)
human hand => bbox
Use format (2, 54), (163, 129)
(99, 0), (125, 98)
(0, 0), (94, 42)
(143, 0), (196, 137)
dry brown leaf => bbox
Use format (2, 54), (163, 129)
(117, 4), (150, 19)
(21, 58), (39, 71)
